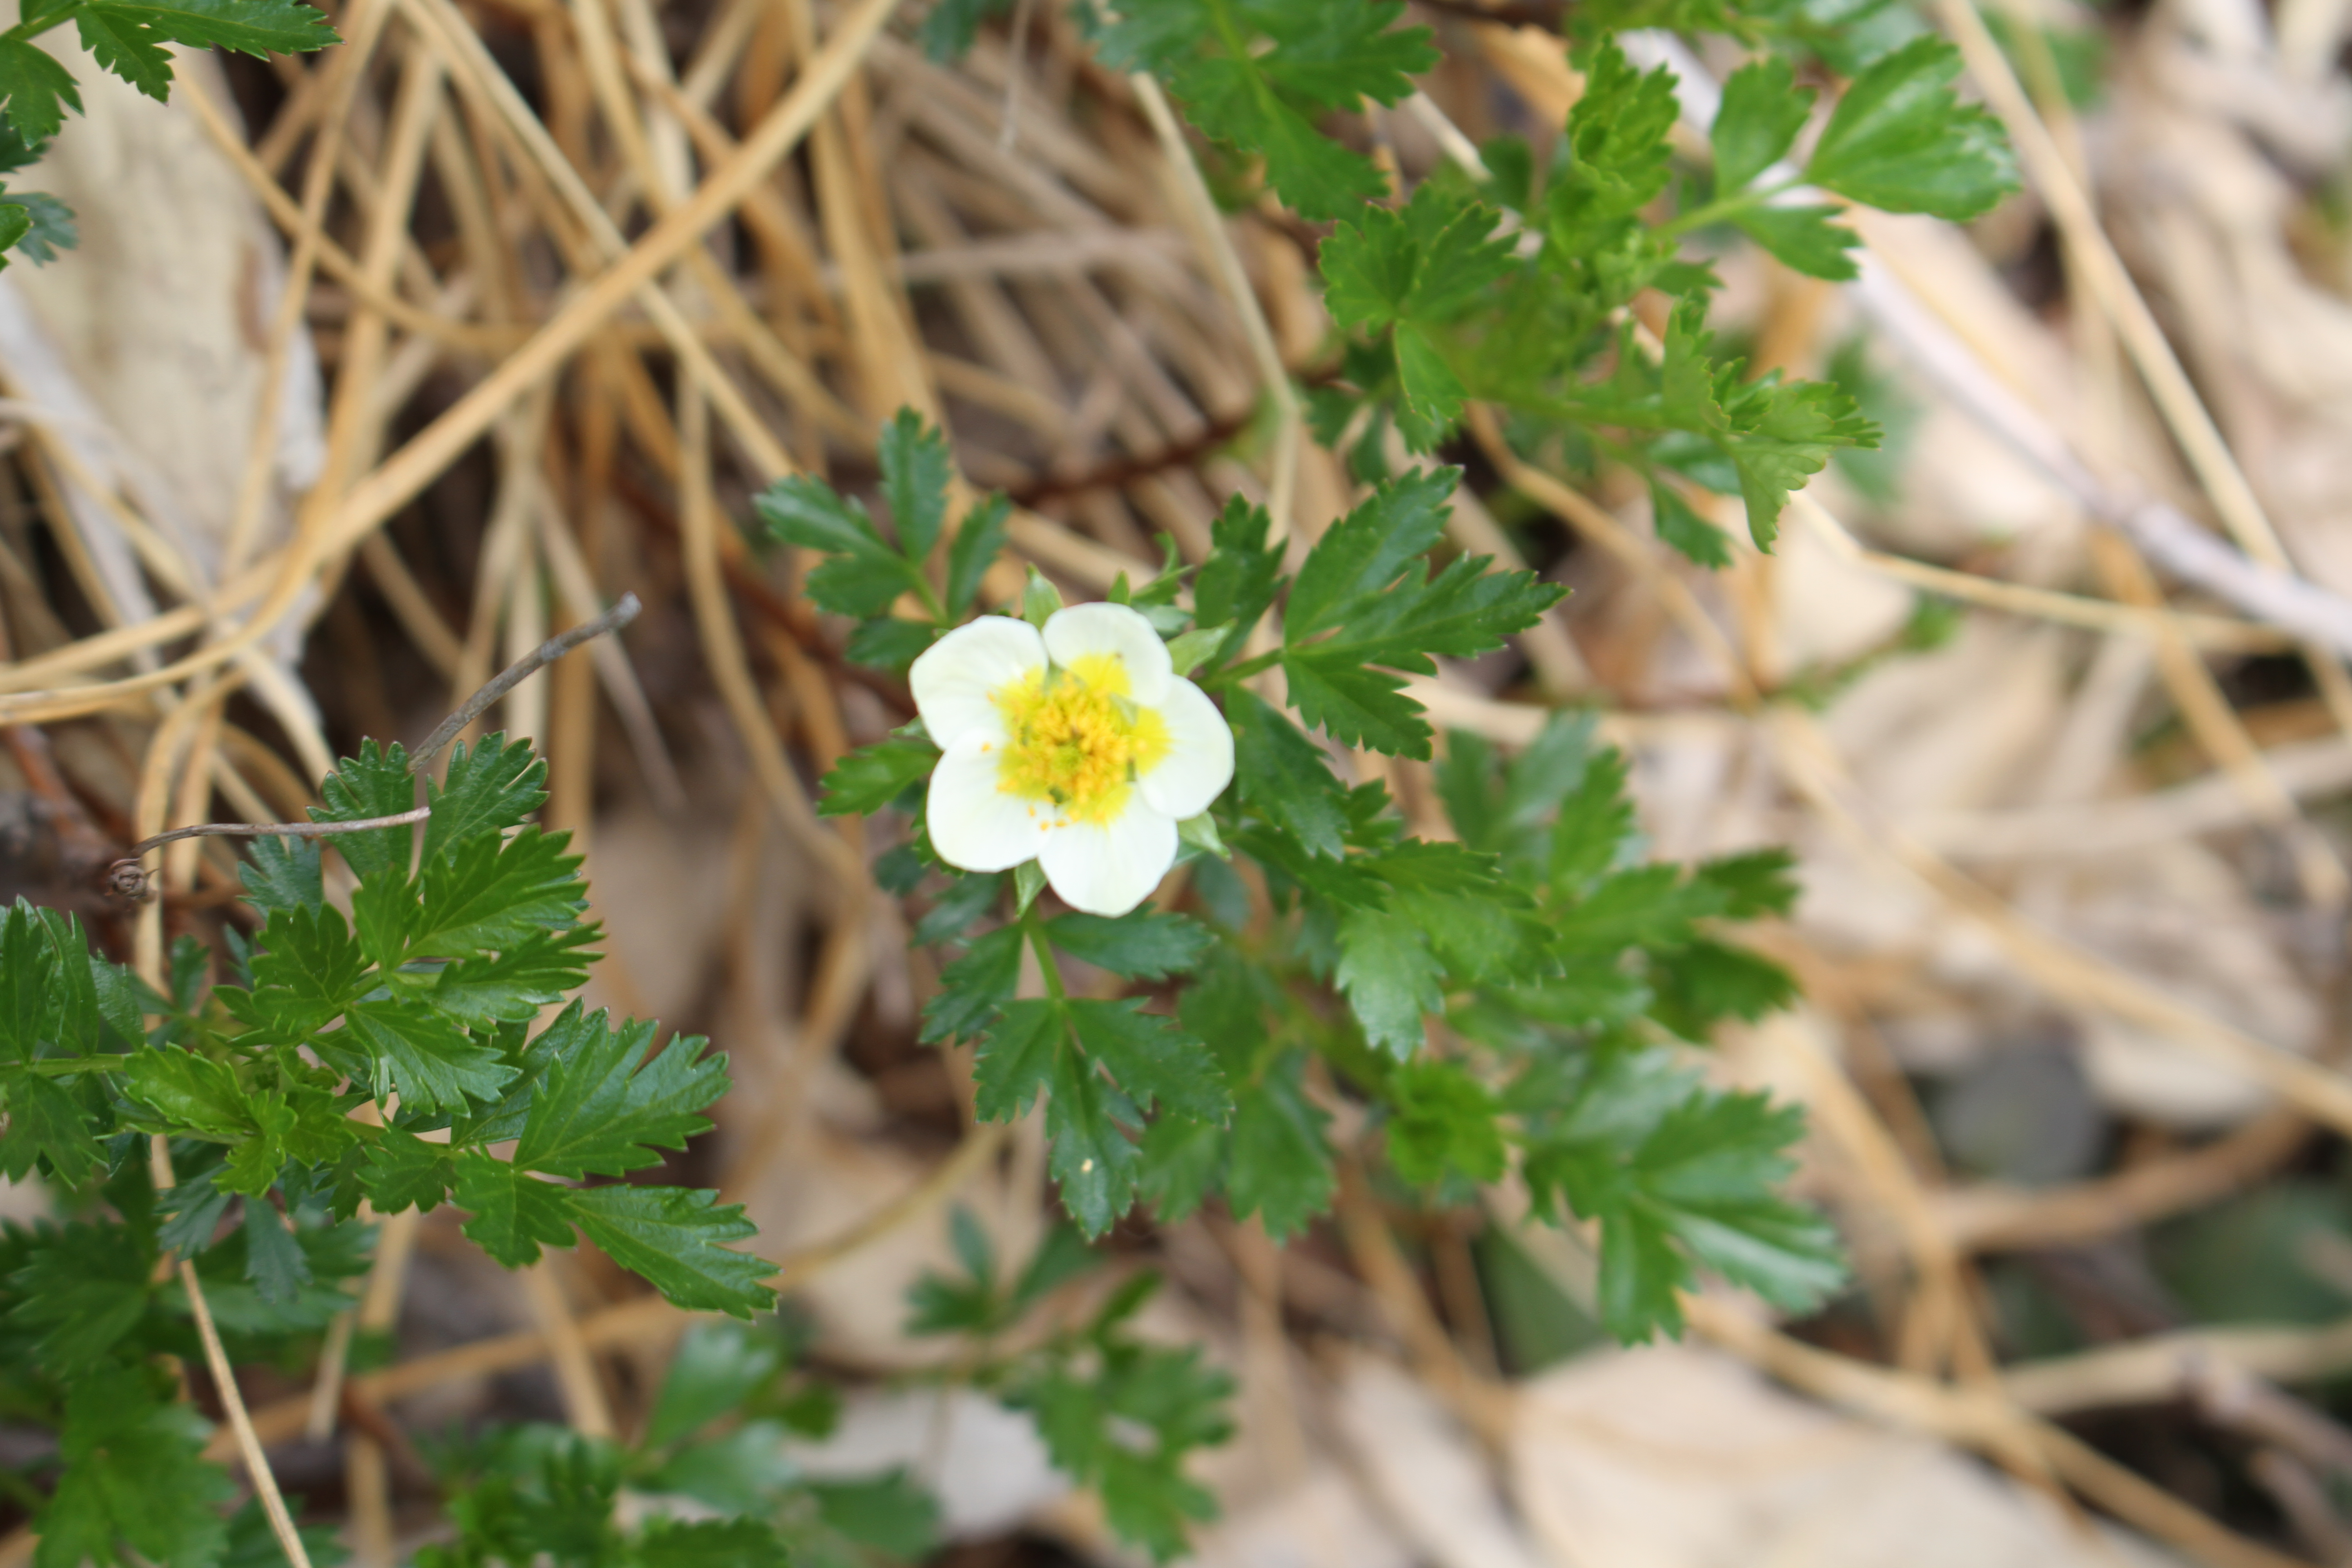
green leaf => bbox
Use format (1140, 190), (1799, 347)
(1101, 0), (1435, 220)
(0, 1068), (99, 1185)
(0, 40), (78, 145)
(844, 616), (936, 671)
(239, 1205), (310, 1305)
(0, 189), (74, 265)
(921, 924), (1024, 1045)
(1387, 1058), (1506, 1186)
(1281, 470), (1562, 757)
(945, 492), (1010, 616)
(514, 1008), (728, 1178)
(1651, 481), (1732, 568)
(1650, 939), (1798, 1037)
(344, 999), (517, 1110)
(811, 1471), (941, 1560)
(0, 900), (52, 1060)
(1805, 36), (2017, 220)
(1322, 183), (1514, 330)
(240, 837), (322, 918)
(81, 0), (337, 69)
(817, 735), (939, 818)
(568, 1184), (777, 1317)
(312, 738), (417, 882)
(7, 1220), (150, 1372)
(1226, 689), (1348, 858)
(1334, 907), (1442, 1058)
(35, 1366), (232, 1568)
(971, 996), (1063, 1121)
(429, 924), (602, 1029)
(1068, 999), (1229, 1124)
(1225, 1050), (1333, 1238)
(1137, 1116), (1224, 1225)
(1191, 495), (1283, 671)
(1710, 55), (1811, 196)
(1548, 745), (1634, 894)
(636, 1519), (790, 1568)
(877, 407), (953, 562)
(425, 732), (548, 862)
(358, 1126), (455, 1215)
(1730, 204), (1862, 282)
(1045, 911), (1209, 979)
(453, 1151), (577, 1268)
(414, 827), (584, 956)
(246, 903), (368, 1036)
(125, 1045), (250, 1139)
(646, 1322), (786, 1449)
(1046, 1037), (1142, 1238)
(755, 476), (916, 618)
(1695, 847), (1801, 917)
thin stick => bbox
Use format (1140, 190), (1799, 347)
(183, 1259), (316, 1568)
(410, 591), (642, 770)
(127, 807), (432, 859)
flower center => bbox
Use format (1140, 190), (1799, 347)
(991, 654), (1170, 826)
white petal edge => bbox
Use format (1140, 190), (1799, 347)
(926, 732), (1053, 872)
(910, 616), (1045, 750)
(1039, 808), (1178, 917)
(1137, 678), (1235, 821)
(1043, 602), (1172, 704)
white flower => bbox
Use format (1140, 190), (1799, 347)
(910, 603), (1234, 917)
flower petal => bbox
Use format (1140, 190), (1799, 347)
(1039, 807), (1177, 917)
(1137, 678), (1235, 821)
(1043, 602), (1171, 704)
(911, 616), (1045, 749)
(927, 732), (1052, 872)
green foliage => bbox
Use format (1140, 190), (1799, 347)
(0, 0), (333, 267)
(750, 410), (1007, 671)
(0, 726), (781, 1568)
(801, 409), (1842, 1355)
(1089, 0), (1436, 219)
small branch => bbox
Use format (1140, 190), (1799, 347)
(411, 591), (643, 770)
(181, 1256), (316, 1568)
(127, 807), (433, 860)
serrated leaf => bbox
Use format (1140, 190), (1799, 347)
(1548, 745), (1634, 894)
(82, 0), (338, 60)
(1226, 1050), (1333, 1238)
(844, 616), (936, 671)
(125, 1045), (250, 1138)
(1137, 1115), (1223, 1225)
(514, 1008), (727, 1177)
(646, 1321), (786, 1449)
(7, 1220), (149, 1372)
(1226, 688), (1348, 858)
(359, 1126), (454, 1215)
(0, 1068), (99, 1185)
(429, 924), (601, 1028)
(1711, 55), (1811, 196)
(878, 407), (953, 562)
(1650, 939), (1798, 1037)
(452, 1151), (577, 1268)
(344, 999), (516, 1110)
(0, 189), (74, 265)
(568, 1184), (777, 1317)
(1334, 907), (1442, 1058)
(35, 1366), (231, 1568)
(755, 476), (917, 619)
(0, 899), (51, 1060)
(240, 836), (322, 918)
(0, 40), (78, 146)
(1285, 469), (1454, 640)
(1695, 846), (1801, 917)
(816, 735), (938, 818)
(312, 738), (417, 882)
(1045, 911), (1209, 979)
(1191, 495), (1283, 672)
(1068, 998), (1229, 1124)
(413, 827), (584, 956)
(247, 903), (368, 1037)
(636, 1519), (790, 1568)
(921, 923), (1023, 1045)
(1387, 1058), (1505, 1186)
(425, 731), (549, 862)
(1731, 204), (1862, 282)
(945, 492), (1010, 616)
(1044, 1038), (1141, 1239)
(1651, 481), (1733, 568)
(971, 995), (1063, 1121)
(1805, 36), (2018, 221)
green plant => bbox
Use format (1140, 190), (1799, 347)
(0, 0), (337, 267)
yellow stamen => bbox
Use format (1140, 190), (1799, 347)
(992, 653), (1170, 826)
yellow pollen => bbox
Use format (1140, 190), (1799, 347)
(992, 654), (1170, 825)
